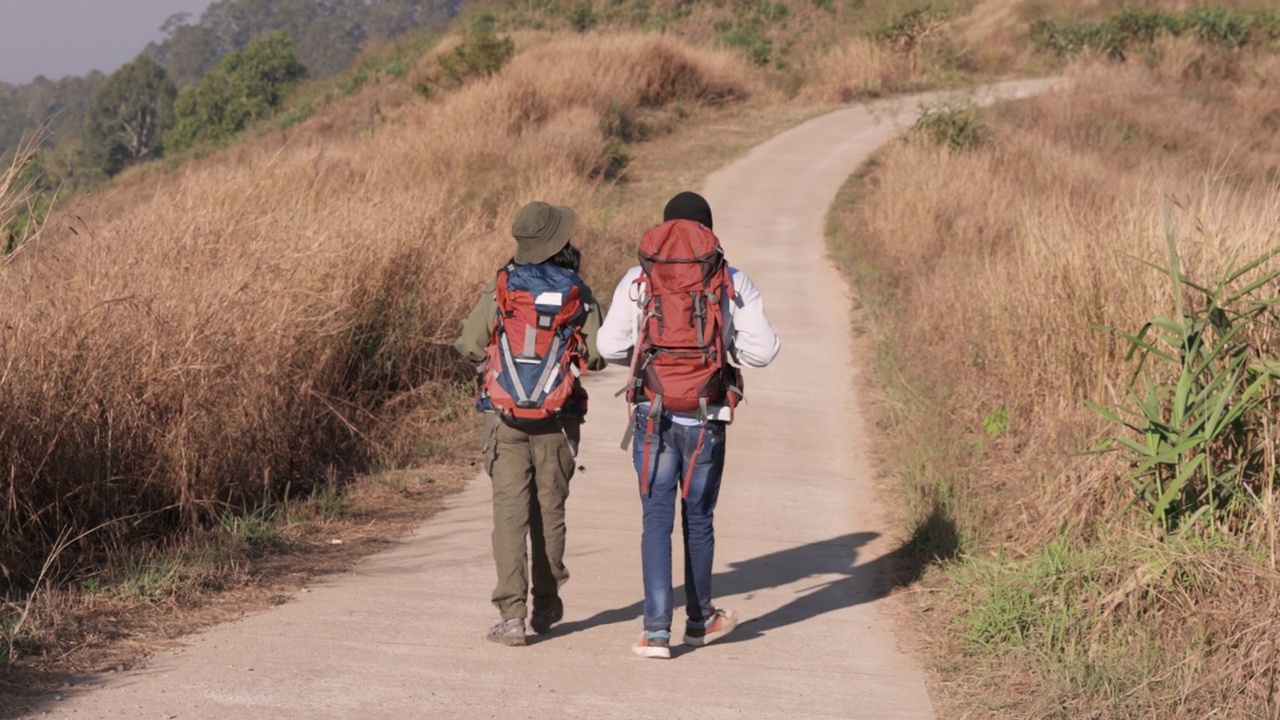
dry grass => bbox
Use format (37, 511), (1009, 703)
(0, 27), (819, 707)
(954, 0), (1038, 71)
(797, 37), (917, 103)
(831, 41), (1280, 716)
(0, 32), (754, 600)
(792, 0), (1068, 104)
(485, 0), (994, 101)
(851, 49), (1280, 544)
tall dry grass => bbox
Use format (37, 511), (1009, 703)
(854, 48), (1280, 540)
(0, 33), (754, 587)
(797, 37), (917, 103)
(954, 0), (1037, 71)
(479, 0), (989, 105)
(835, 43), (1280, 715)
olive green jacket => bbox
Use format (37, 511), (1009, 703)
(453, 279), (607, 372)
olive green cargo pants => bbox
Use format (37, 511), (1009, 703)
(483, 414), (580, 621)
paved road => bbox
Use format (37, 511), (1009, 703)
(37, 80), (1056, 720)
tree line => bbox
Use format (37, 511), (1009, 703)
(0, 0), (463, 186)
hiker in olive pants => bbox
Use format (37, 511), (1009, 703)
(454, 201), (605, 646)
(483, 414), (578, 625)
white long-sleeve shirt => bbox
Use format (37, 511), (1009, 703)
(596, 265), (780, 422)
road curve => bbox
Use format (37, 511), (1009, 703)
(39, 80), (1057, 720)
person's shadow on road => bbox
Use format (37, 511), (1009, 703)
(548, 503), (958, 647)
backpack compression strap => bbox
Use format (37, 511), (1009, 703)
(637, 394), (662, 496)
(680, 423), (708, 500)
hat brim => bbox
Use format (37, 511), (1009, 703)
(514, 205), (576, 265)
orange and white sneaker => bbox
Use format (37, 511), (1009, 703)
(632, 630), (671, 659)
(683, 608), (738, 647)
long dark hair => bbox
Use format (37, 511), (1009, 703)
(509, 242), (581, 273)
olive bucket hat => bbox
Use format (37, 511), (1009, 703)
(511, 201), (576, 265)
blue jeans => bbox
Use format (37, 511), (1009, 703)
(632, 407), (727, 632)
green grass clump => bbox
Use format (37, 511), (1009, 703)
(1088, 214), (1280, 535)
(912, 101), (985, 150)
(1032, 5), (1280, 59)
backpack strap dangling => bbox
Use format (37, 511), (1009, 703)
(620, 420), (635, 451)
(681, 423), (708, 500)
(638, 395), (663, 496)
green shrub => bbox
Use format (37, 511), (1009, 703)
(719, 24), (773, 66)
(569, 1), (597, 32)
(1105, 8), (1179, 50)
(274, 100), (318, 130)
(1032, 6), (1278, 59)
(630, 0), (651, 26)
(641, 1), (694, 31)
(382, 57), (413, 79)
(2, 146), (56, 256)
(1182, 6), (1254, 49)
(871, 5), (953, 49)
(1029, 18), (1106, 57)
(169, 31), (307, 151)
(912, 102), (985, 150)
(438, 24), (516, 84)
(1, 611), (18, 664)
(730, 0), (785, 20)
(339, 70), (369, 95)
(1256, 10), (1280, 43)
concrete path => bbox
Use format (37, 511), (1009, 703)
(37, 80), (1056, 720)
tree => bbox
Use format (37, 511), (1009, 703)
(84, 56), (176, 176)
(437, 15), (516, 85)
(168, 31), (307, 150)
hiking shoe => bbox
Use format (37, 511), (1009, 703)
(683, 608), (738, 647)
(530, 596), (564, 635)
(486, 618), (526, 647)
(631, 630), (671, 659)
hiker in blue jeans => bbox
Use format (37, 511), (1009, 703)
(597, 192), (780, 658)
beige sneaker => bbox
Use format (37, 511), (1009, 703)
(683, 608), (737, 647)
(632, 631), (671, 659)
(486, 618), (527, 646)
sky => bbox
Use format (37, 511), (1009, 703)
(0, 0), (216, 84)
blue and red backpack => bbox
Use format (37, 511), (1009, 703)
(477, 262), (590, 424)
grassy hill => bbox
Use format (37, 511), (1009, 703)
(3, 0), (1280, 716)
(827, 2), (1280, 717)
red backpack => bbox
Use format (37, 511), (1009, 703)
(478, 262), (590, 425)
(624, 219), (743, 494)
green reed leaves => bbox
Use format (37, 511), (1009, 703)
(1088, 208), (1280, 534)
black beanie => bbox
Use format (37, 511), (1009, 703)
(662, 191), (713, 229)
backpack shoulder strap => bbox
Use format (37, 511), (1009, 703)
(490, 263), (514, 335)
